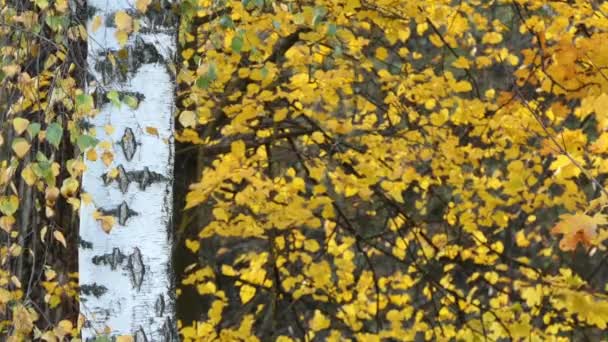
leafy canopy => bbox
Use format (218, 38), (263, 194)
(177, 0), (608, 341)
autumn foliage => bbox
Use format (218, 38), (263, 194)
(2, 0), (608, 341)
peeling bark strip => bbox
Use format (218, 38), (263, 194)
(79, 1), (176, 340)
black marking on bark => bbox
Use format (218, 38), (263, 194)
(155, 294), (165, 317)
(134, 326), (148, 342)
(81, 283), (108, 298)
(83, 6), (97, 20)
(102, 165), (167, 193)
(117, 164), (130, 192)
(127, 247), (145, 290)
(79, 237), (94, 249)
(92, 247), (127, 270)
(120, 128), (137, 161)
(103, 4), (178, 31)
(160, 316), (178, 342)
(77, 119), (95, 131)
(100, 201), (138, 226)
(94, 37), (164, 84)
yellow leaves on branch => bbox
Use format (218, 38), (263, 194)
(550, 213), (606, 251)
(114, 11), (133, 46)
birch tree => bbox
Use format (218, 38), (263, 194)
(79, 1), (176, 340)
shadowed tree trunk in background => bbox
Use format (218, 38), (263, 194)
(78, 1), (177, 340)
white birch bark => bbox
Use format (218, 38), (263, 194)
(79, 1), (176, 340)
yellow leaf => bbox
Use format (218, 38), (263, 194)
(551, 213), (606, 251)
(482, 32), (503, 44)
(2, 64), (21, 77)
(185, 239), (200, 253)
(114, 11), (133, 33)
(93, 211), (115, 234)
(181, 48), (195, 61)
(0, 195), (19, 215)
(116, 336), (134, 342)
(179, 111), (197, 128)
(104, 124), (115, 135)
(13, 305), (36, 333)
(452, 56), (470, 69)
(92, 15), (102, 32)
(0, 288), (11, 304)
(13, 117), (30, 135)
(21, 164), (37, 185)
(61, 178), (79, 198)
(86, 148), (98, 161)
(81, 192), (93, 205)
(11, 275), (21, 288)
(212, 207), (229, 222)
(101, 151), (114, 167)
(136, 0), (151, 12)
(231, 140), (246, 158)
(12, 138), (31, 158)
(115, 31), (129, 46)
(45, 269), (57, 281)
(453, 80), (472, 93)
(240, 284), (256, 304)
(310, 309), (330, 331)
(145, 126), (159, 136)
(515, 230), (530, 247)
(375, 47), (388, 60)
(53, 230), (67, 248)
(594, 93), (608, 117)
(0, 215), (15, 233)
(40, 225), (48, 243)
(273, 108), (288, 122)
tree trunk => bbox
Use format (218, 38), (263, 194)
(79, 1), (176, 340)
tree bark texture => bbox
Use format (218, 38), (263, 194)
(79, 1), (176, 340)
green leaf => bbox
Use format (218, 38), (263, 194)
(195, 65), (217, 89)
(219, 15), (234, 28)
(231, 35), (244, 53)
(46, 123), (63, 148)
(94, 336), (111, 342)
(32, 161), (55, 186)
(76, 94), (94, 114)
(123, 95), (139, 109)
(0, 196), (19, 216)
(327, 23), (337, 36)
(77, 134), (99, 151)
(35, 0), (49, 9)
(36, 151), (49, 163)
(27, 123), (41, 139)
(107, 90), (121, 107)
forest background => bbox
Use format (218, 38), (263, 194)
(2, 0), (608, 341)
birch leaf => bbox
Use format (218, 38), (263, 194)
(179, 111), (197, 128)
(0, 215), (15, 233)
(12, 138), (30, 158)
(101, 151), (114, 167)
(145, 126), (159, 136)
(92, 15), (102, 32)
(53, 230), (67, 248)
(114, 11), (132, 33)
(136, 0), (151, 13)
(240, 284), (256, 304)
(13, 117), (29, 135)
(0, 196), (19, 215)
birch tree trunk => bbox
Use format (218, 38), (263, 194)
(79, 1), (176, 340)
